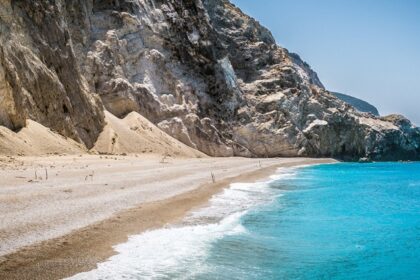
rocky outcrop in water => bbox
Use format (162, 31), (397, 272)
(0, 0), (419, 160)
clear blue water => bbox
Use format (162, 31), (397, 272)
(70, 162), (420, 280)
(201, 162), (420, 280)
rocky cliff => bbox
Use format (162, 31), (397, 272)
(332, 92), (380, 116)
(0, 0), (419, 161)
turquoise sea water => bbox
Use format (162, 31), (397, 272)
(70, 162), (420, 280)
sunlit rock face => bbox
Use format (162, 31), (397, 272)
(0, 0), (105, 148)
(0, 0), (419, 160)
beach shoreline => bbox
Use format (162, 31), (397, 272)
(0, 155), (335, 280)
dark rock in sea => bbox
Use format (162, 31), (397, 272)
(0, 0), (418, 161)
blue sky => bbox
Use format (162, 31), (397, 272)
(231, 0), (420, 125)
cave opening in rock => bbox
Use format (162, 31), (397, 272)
(63, 104), (69, 114)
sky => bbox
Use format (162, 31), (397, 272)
(231, 0), (420, 125)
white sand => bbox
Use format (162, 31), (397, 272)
(0, 155), (331, 257)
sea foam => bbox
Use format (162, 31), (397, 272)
(67, 167), (296, 280)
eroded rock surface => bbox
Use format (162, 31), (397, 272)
(0, 0), (419, 160)
(0, 0), (104, 148)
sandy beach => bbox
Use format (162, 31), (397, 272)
(0, 155), (335, 279)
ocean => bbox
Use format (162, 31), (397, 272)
(69, 162), (420, 280)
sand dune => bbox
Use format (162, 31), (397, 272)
(0, 111), (205, 158)
(93, 111), (205, 157)
(0, 120), (86, 156)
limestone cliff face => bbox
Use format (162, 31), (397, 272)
(0, 0), (104, 148)
(0, 0), (419, 160)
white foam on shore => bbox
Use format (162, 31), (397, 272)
(67, 168), (298, 280)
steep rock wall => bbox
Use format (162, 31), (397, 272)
(0, 0), (419, 160)
(0, 0), (104, 147)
